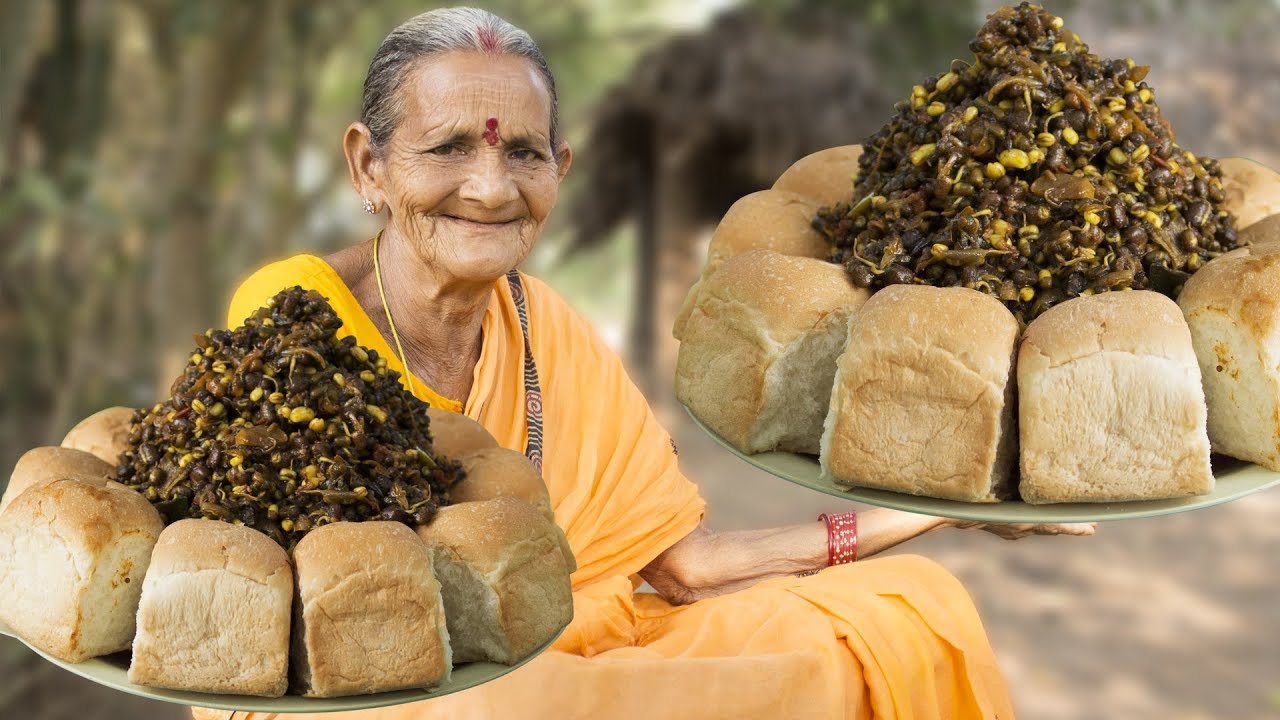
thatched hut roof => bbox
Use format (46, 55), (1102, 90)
(568, 2), (907, 249)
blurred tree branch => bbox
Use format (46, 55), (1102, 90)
(0, 1), (49, 186)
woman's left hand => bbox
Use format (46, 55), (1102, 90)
(946, 519), (1097, 540)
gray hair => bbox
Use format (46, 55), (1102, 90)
(361, 7), (561, 156)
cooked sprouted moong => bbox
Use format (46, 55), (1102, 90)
(117, 287), (464, 550)
(816, 2), (1240, 322)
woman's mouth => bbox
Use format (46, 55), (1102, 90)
(440, 215), (520, 228)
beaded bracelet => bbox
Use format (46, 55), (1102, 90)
(819, 511), (858, 566)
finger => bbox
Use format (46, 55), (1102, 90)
(1042, 522), (1096, 536)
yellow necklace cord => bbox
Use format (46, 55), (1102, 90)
(372, 230), (417, 397)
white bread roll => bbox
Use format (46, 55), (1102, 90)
(0, 479), (163, 662)
(61, 406), (135, 466)
(1220, 157), (1280, 230)
(427, 407), (499, 460)
(452, 448), (575, 573)
(1247, 212), (1280, 242)
(772, 145), (864, 206)
(2, 446), (116, 514)
(290, 521), (449, 698)
(821, 285), (1019, 502)
(416, 497), (572, 665)
(677, 250), (870, 455)
(129, 519), (292, 696)
(452, 448), (551, 517)
(1178, 221), (1280, 468)
(1019, 290), (1213, 503)
(673, 190), (826, 340)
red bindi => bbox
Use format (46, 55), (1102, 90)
(483, 117), (500, 146)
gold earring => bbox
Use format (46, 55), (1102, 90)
(362, 198), (376, 214)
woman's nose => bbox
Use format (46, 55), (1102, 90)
(459, 154), (519, 209)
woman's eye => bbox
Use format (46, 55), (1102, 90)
(509, 148), (541, 162)
(426, 144), (462, 156)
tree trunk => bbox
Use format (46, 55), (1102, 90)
(648, 161), (712, 424)
(148, 2), (268, 393)
(0, 1), (49, 186)
(628, 123), (658, 393)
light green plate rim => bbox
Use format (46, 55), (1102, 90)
(0, 615), (567, 713)
(685, 406), (1280, 522)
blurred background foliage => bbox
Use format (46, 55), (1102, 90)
(2, 1), (1279, 718)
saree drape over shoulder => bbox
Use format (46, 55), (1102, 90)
(201, 255), (1015, 720)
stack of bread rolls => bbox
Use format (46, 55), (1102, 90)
(0, 406), (574, 699)
(677, 145), (1280, 504)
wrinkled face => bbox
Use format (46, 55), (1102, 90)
(375, 52), (567, 282)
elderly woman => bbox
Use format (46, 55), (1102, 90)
(210, 8), (1090, 720)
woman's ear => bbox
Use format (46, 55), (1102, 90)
(344, 122), (385, 211)
(554, 141), (573, 182)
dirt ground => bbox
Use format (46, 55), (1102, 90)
(5, 401), (1279, 720)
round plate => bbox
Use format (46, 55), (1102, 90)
(0, 616), (567, 713)
(686, 407), (1280, 522)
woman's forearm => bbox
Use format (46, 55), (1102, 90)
(853, 508), (952, 557)
(640, 509), (949, 604)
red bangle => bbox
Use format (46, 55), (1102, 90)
(819, 511), (858, 566)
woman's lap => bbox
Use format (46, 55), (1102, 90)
(192, 555), (1008, 720)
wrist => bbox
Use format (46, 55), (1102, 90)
(819, 511), (859, 566)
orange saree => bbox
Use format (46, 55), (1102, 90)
(200, 254), (1015, 720)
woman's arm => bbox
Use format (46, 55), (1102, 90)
(639, 509), (1093, 605)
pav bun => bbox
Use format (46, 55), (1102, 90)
(61, 406), (135, 466)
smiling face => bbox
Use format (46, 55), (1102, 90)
(348, 51), (570, 284)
